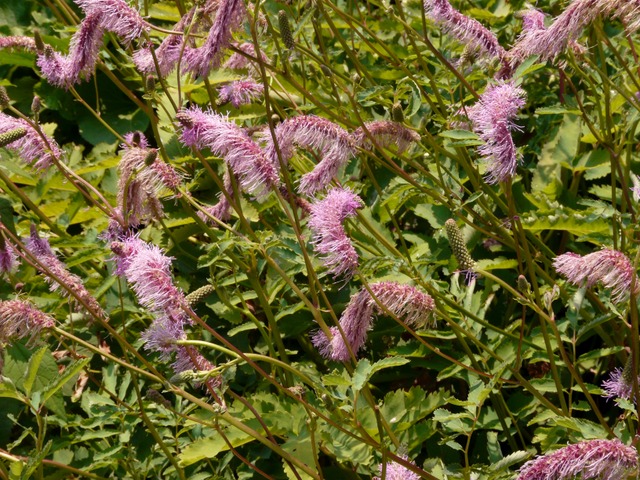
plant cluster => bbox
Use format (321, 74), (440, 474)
(1, 0), (640, 478)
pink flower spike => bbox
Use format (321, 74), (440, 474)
(466, 81), (526, 184)
(553, 248), (640, 304)
(313, 282), (435, 361)
(517, 438), (637, 480)
(177, 106), (279, 199)
(308, 188), (363, 281)
(423, 0), (505, 62)
(75, 0), (148, 44)
(0, 299), (55, 343)
(601, 365), (640, 403)
(183, 0), (246, 77)
(0, 239), (18, 273)
(217, 79), (264, 108)
(0, 36), (37, 53)
(352, 121), (420, 154)
(263, 115), (356, 196)
(373, 455), (421, 480)
(224, 42), (269, 73)
(0, 113), (61, 170)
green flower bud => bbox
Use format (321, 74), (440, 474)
(185, 284), (215, 306)
(444, 219), (475, 272)
(278, 11), (295, 50)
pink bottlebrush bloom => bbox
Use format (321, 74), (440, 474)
(308, 188), (363, 281)
(263, 115), (356, 196)
(140, 314), (185, 357)
(373, 455), (421, 480)
(198, 171), (234, 225)
(173, 345), (223, 391)
(423, 0), (505, 62)
(37, 13), (105, 89)
(313, 282), (436, 361)
(177, 106), (279, 199)
(553, 248), (640, 304)
(0, 239), (18, 273)
(507, 0), (603, 69)
(183, 0), (246, 77)
(519, 9), (547, 32)
(217, 79), (264, 108)
(0, 36), (37, 52)
(117, 132), (182, 228)
(75, 0), (147, 44)
(466, 81), (526, 184)
(26, 226), (106, 319)
(601, 367), (640, 402)
(352, 121), (420, 154)
(517, 438), (637, 480)
(0, 113), (61, 171)
(224, 42), (269, 73)
(0, 299), (55, 343)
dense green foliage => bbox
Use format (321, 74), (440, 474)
(2, 0), (640, 478)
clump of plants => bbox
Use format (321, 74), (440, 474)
(1, 0), (640, 478)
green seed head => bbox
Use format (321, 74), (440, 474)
(278, 11), (295, 50)
(444, 218), (475, 272)
(0, 128), (28, 148)
(185, 284), (215, 306)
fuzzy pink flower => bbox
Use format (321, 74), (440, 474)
(0, 299), (55, 343)
(0, 113), (61, 171)
(198, 171), (234, 225)
(116, 132), (182, 228)
(466, 81), (526, 184)
(173, 345), (223, 392)
(26, 226), (106, 319)
(312, 282), (435, 361)
(373, 455), (421, 480)
(352, 121), (420, 154)
(519, 9), (547, 32)
(263, 115), (356, 196)
(553, 248), (640, 304)
(177, 106), (279, 199)
(224, 42), (269, 73)
(217, 79), (264, 108)
(517, 439), (637, 480)
(423, 0), (505, 62)
(602, 367), (640, 402)
(0, 36), (37, 53)
(75, 0), (147, 44)
(0, 239), (18, 273)
(308, 188), (363, 281)
(183, 0), (246, 77)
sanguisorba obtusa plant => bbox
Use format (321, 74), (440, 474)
(3, 0), (640, 477)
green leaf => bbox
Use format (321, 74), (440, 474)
(40, 358), (90, 405)
(352, 357), (409, 391)
(438, 129), (478, 140)
(23, 346), (48, 396)
(179, 425), (255, 466)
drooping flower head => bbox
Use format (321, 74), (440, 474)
(423, 0), (505, 63)
(26, 226), (106, 319)
(177, 106), (279, 199)
(352, 121), (420, 154)
(466, 81), (526, 184)
(308, 188), (363, 281)
(516, 438), (638, 480)
(116, 132), (183, 228)
(0, 237), (18, 273)
(0, 300), (55, 344)
(0, 112), (61, 170)
(373, 455), (421, 480)
(553, 248), (640, 304)
(312, 282), (436, 361)
(0, 36), (37, 53)
(75, 0), (147, 44)
(183, 0), (246, 78)
(262, 115), (356, 196)
(197, 170), (234, 225)
(217, 79), (264, 108)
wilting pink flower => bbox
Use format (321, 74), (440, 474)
(198, 171), (234, 225)
(517, 438), (638, 480)
(0, 113), (61, 170)
(26, 226), (106, 319)
(466, 81), (526, 184)
(173, 345), (223, 392)
(37, 13), (105, 88)
(313, 282), (436, 361)
(0, 36), (37, 52)
(116, 132), (182, 228)
(217, 79), (264, 108)
(0, 299), (55, 343)
(177, 106), (279, 198)
(308, 188), (363, 280)
(183, 0), (246, 77)
(75, 0), (147, 44)
(263, 115), (356, 196)
(553, 248), (640, 304)
(352, 121), (420, 154)
(0, 239), (18, 273)
(507, 0), (602, 69)
(423, 0), (505, 62)
(373, 455), (420, 480)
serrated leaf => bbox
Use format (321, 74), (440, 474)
(490, 450), (531, 472)
(23, 346), (48, 396)
(41, 358), (90, 405)
(352, 357), (409, 392)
